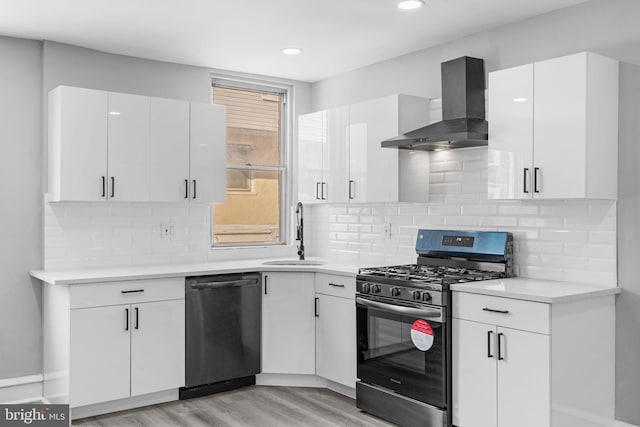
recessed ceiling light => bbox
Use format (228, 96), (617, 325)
(397, 0), (425, 10)
(281, 47), (302, 55)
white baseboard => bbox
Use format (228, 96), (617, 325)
(616, 421), (640, 427)
(71, 389), (178, 420)
(255, 373), (325, 388)
(0, 374), (43, 404)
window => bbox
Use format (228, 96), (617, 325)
(211, 83), (287, 246)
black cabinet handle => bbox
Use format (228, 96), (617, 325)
(328, 282), (345, 288)
(184, 179), (189, 199)
(487, 330), (494, 358)
(322, 182), (327, 200)
(349, 180), (355, 199)
(110, 177), (115, 198)
(134, 307), (139, 330)
(121, 289), (144, 294)
(315, 297), (319, 317)
(192, 179), (197, 199)
(101, 176), (106, 197)
(125, 308), (129, 331)
(534, 167), (540, 193)
(316, 182), (321, 200)
(264, 275), (268, 295)
(523, 168), (529, 193)
(497, 332), (505, 360)
(482, 308), (510, 314)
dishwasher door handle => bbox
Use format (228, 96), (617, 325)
(190, 278), (258, 289)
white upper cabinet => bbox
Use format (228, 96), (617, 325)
(298, 110), (326, 203)
(488, 52), (619, 200)
(189, 102), (227, 203)
(48, 86), (226, 203)
(149, 97), (190, 202)
(107, 92), (150, 202)
(48, 86), (108, 202)
(297, 107), (348, 203)
(297, 94), (429, 204)
(348, 94), (429, 203)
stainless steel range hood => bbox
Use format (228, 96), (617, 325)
(382, 56), (487, 151)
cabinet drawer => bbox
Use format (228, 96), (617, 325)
(452, 292), (550, 334)
(70, 277), (184, 309)
(315, 273), (356, 299)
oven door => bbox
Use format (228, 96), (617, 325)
(356, 294), (447, 408)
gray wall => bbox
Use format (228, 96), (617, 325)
(310, 0), (640, 423)
(0, 36), (43, 380)
(616, 62), (640, 424)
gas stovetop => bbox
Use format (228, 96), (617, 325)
(358, 264), (507, 286)
(356, 229), (513, 306)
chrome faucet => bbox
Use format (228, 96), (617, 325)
(296, 202), (304, 260)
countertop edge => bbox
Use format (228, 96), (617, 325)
(29, 260), (358, 286)
(451, 280), (621, 304)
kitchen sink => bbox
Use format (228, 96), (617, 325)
(262, 259), (326, 266)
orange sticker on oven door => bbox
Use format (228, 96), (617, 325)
(411, 320), (434, 351)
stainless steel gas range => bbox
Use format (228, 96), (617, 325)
(355, 229), (513, 427)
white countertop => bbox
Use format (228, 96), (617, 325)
(450, 277), (621, 303)
(30, 258), (359, 286)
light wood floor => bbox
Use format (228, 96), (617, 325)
(72, 386), (397, 427)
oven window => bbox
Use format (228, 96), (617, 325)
(357, 304), (446, 408)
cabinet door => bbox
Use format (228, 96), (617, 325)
(130, 299), (185, 396)
(487, 64), (535, 200)
(533, 53), (587, 199)
(315, 294), (356, 387)
(190, 102), (226, 203)
(497, 327), (550, 427)
(348, 96), (399, 203)
(325, 106), (349, 203)
(70, 305), (130, 407)
(149, 97), (190, 201)
(261, 272), (315, 374)
(107, 92), (150, 201)
(298, 111), (326, 203)
(52, 86), (108, 201)
(452, 319), (497, 427)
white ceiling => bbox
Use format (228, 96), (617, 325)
(0, 0), (589, 82)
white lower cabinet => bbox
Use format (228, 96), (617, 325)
(261, 272), (316, 374)
(70, 305), (131, 407)
(453, 319), (549, 427)
(315, 274), (356, 388)
(65, 278), (185, 408)
(453, 291), (616, 427)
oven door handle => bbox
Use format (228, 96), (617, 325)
(356, 297), (444, 321)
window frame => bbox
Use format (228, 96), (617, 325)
(210, 74), (293, 248)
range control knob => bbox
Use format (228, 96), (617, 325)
(362, 283), (371, 293)
(371, 284), (382, 294)
(411, 290), (422, 300)
(422, 292), (432, 302)
(391, 287), (402, 297)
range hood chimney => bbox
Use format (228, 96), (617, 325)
(382, 56), (488, 151)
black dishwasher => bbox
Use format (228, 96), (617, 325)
(180, 272), (261, 399)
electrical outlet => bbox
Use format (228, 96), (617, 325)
(160, 222), (175, 239)
(384, 223), (392, 238)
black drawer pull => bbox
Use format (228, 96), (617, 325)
(328, 282), (345, 288)
(482, 308), (510, 314)
(121, 289), (145, 294)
